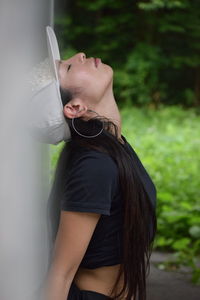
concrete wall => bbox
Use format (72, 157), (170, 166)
(0, 1), (54, 299)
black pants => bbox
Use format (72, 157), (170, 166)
(67, 281), (112, 300)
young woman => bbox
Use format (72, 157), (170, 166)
(44, 52), (157, 300)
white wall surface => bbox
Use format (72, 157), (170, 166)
(0, 1), (54, 299)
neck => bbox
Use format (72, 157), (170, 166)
(91, 86), (122, 141)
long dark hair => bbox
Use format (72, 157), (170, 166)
(50, 86), (157, 300)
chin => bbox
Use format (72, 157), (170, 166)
(103, 64), (113, 79)
(104, 62), (113, 71)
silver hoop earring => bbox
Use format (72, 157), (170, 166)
(71, 110), (104, 138)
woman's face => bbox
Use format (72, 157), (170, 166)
(57, 52), (113, 104)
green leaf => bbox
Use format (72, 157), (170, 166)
(172, 238), (191, 250)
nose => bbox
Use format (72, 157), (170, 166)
(61, 53), (86, 66)
(77, 52), (86, 63)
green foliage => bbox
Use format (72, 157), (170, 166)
(114, 43), (167, 105)
(138, 0), (189, 10)
(50, 105), (200, 283)
(55, 0), (200, 107)
(49, 141), (65, 182)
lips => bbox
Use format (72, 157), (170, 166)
(94, 57), (101, 67)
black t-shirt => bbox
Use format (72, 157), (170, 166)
(60, 149), (118, 216)
(60, 134), (157, 269)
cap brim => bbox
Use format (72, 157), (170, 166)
(46, 26), (60, 82)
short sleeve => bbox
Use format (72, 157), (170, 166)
(60, 151), (118, 216)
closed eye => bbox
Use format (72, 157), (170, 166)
(67, 64), (72, 71)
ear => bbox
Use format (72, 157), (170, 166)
(63, 98), (88, 119)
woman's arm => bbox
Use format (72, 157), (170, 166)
(42, 210), (101, 300)
(41, 269), (72, 300)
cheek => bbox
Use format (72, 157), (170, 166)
(69, 72), (99, 97)
(81, 68), (112, 90)
(75, 71), (95, 86)
(62, 71), (90, 89)
(81, 69), (113, 100)
(61, 67), (113, 100)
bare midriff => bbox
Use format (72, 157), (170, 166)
(73, 264), (125, 298)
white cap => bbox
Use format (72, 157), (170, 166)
(28, 26), (71, 145)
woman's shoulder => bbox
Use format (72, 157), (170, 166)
(70, 146), (118, 174)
